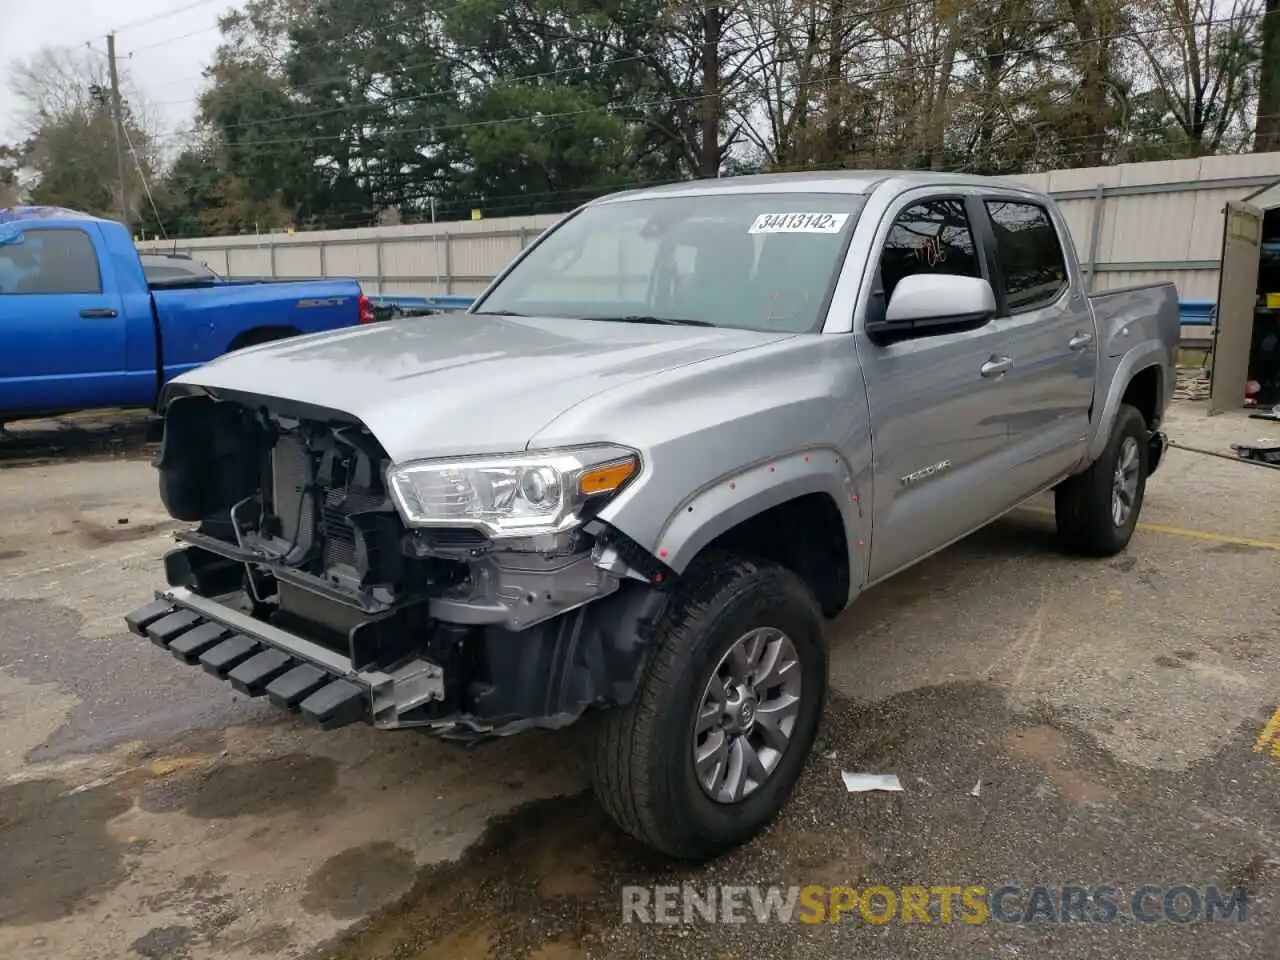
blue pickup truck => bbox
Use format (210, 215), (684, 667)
(0, 206), (373, 424)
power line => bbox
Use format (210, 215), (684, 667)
(68, 0), (232, 49)
(151, 0), (1129, 113)
(114, 0), (230, 35)
(124, 0), (577, 69)
(147, 11), (1257, 150)
(128, 25), (226, 56)
(121, 119), (169, 241)
(157, 53), (655, 131)
(257, 125), (1248, 232)
(145, 0), (1095, 113)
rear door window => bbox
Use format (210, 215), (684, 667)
(0, 227), (103, 295)
(983, 200), (1068, 312)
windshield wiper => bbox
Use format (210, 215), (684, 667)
(585, 314), (716, 327)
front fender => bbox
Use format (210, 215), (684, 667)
(529, 333), (875, 600)
(647, 448), (865, 576)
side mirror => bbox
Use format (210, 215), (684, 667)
(0, 225), (25, 248)
(866, 274), (996, 345)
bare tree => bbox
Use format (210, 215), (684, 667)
(1128, 0), (1260, 156)
(1255, 0), (1280, 149)
(8, 45), (159, 218)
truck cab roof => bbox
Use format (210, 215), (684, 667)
(0, 205), (114, 227)
(592, 169), (1043, 205)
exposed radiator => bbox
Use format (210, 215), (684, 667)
(321, 489), (383, 569)
(271, 436), (313, 544)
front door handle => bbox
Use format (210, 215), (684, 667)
(79, 308), (119, 319)
(981, 356), (1014, 379)
(1069, 332), (1094, 350)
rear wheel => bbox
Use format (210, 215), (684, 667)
(1055, 403), (1149, 557)
(591, 554), (827, 861)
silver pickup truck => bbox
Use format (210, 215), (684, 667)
(126, 171), (1180, 861)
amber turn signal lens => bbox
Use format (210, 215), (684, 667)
(579, 459), (637, 497)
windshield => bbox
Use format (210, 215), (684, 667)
(475, 192), (867, 333)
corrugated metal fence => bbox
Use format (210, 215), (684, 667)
(139, 153), (1280, 312)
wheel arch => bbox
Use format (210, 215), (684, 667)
(1086, 344), (1168, 464)
(225, 324), (302, 353)
(646, 449), (867, 617)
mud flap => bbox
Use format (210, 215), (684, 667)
(1148, 430), (1168, 476)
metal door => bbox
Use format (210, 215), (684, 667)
(1209, 200), (1263, 415)
(855, 194), (1014, 583)
(0, 223), (127, 416)
(977, 196), (1096, 490)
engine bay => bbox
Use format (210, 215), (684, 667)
(153, 391), (652, 655)
(143, 390), (669, 735)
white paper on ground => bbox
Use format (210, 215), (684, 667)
(970, 779), (983, 797)
(841, 771), (904, 793)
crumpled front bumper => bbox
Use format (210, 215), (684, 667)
(125, 587), (444, 730)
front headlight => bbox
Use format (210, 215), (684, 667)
(386, 445), (640, 537)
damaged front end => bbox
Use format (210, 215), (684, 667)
(126, 388), (670, 739)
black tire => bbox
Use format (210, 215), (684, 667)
(1055, 403), (1149, 557)
(591, 553), (827, 861)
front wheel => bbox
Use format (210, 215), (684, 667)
(591, 554), (827, 861)
(1055, 403), (1150, 557)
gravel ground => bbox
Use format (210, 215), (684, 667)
(0, 402), (1277, 960)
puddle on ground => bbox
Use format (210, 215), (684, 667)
(137, 754), (339, 819)
(0, 779), (132, 926)
(1005, 724), (1114, 805)
(309, 789), (662, 960)
(130, 924), (196, 960)
(304, 842), (419, 919)
(307, 683), (1276, 960)
(74, 517), (183, 547)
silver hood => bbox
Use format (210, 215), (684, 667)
(171, 313), (794, 462)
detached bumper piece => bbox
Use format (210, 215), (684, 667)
(1148, 430), (1168, 476)
(124, 588), (439, 731)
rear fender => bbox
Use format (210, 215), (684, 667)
(1084, 342), (1167, 465)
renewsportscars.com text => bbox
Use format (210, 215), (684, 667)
(621, 883), (1251, 925)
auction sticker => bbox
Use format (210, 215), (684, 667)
(748, 212), (850, 234)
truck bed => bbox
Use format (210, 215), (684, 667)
(1087, 283), (1181, 361)
(152, 279), (363, 382)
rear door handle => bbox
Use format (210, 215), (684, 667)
(79, 308), (119, 319)
(981, 356), (1014, 379)
(1069, 332), (1094, 350)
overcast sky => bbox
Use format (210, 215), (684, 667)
(0, 0), (235, 146)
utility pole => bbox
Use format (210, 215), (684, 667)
(699, 2), (721, 178)
(105, 32), (130, 228)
